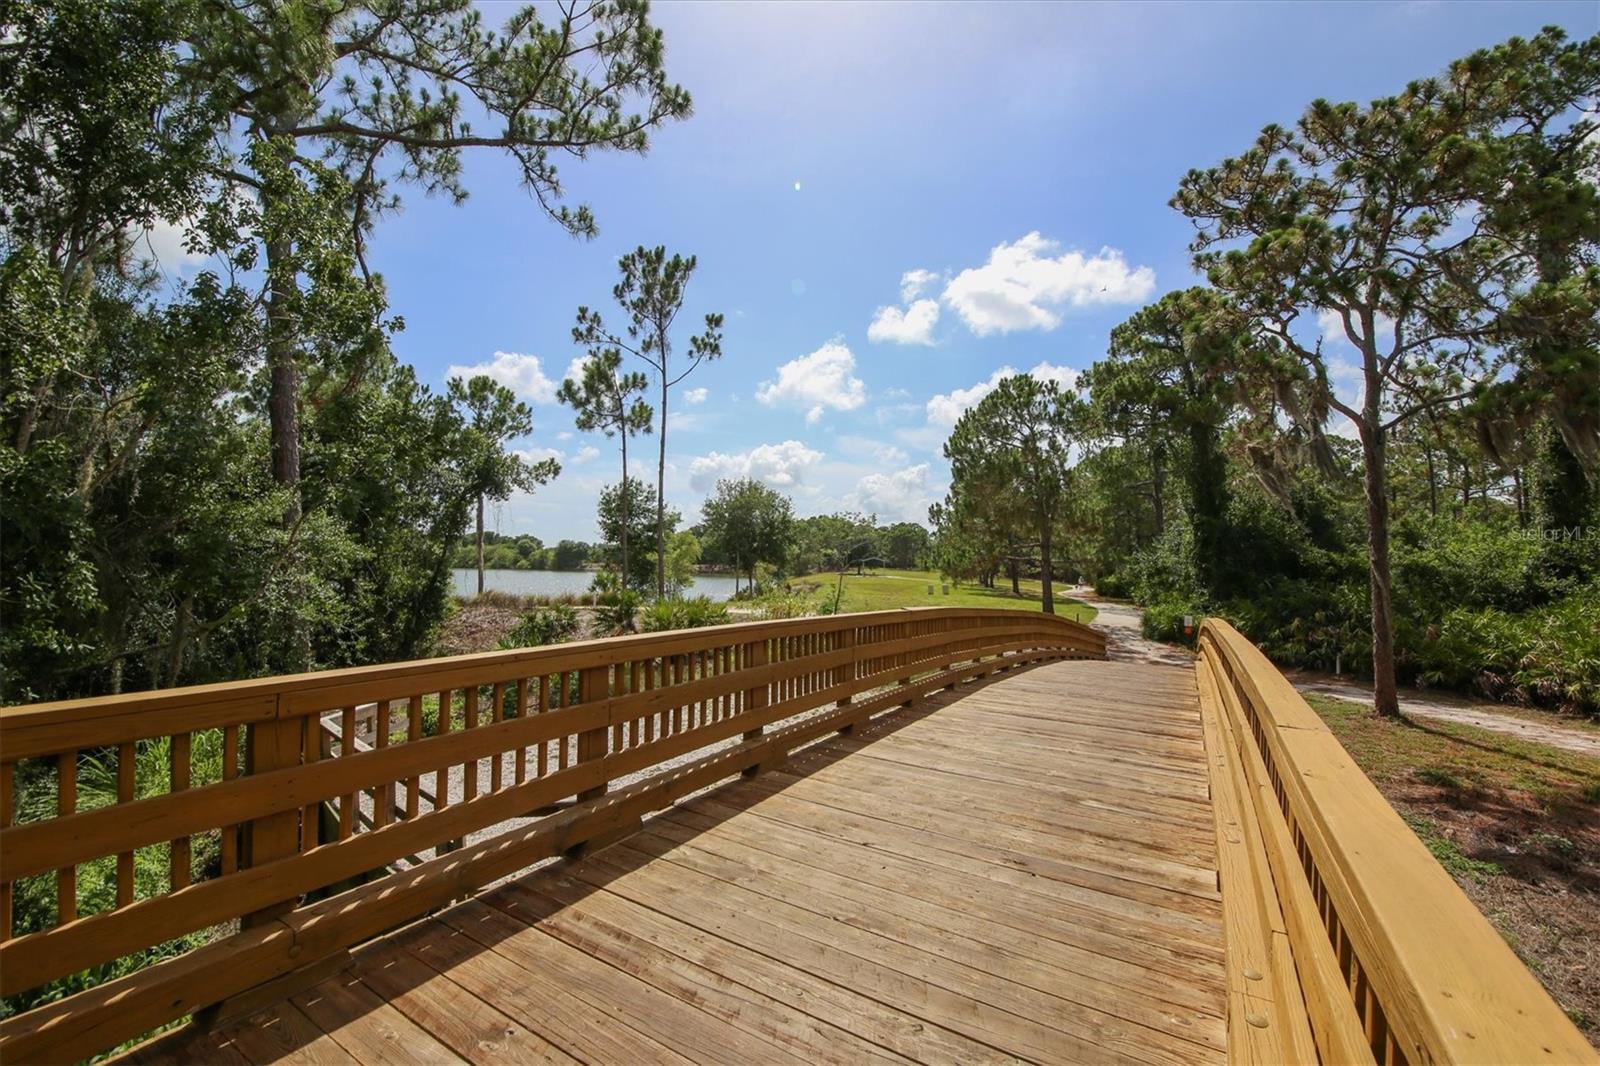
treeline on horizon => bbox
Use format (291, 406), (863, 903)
(928, 27), (1600, 716)
(450, 515), (932, 578)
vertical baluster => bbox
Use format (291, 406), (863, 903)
(463, 686), (480, 800)
(117, 741), (136, 906)
(576, 665), (608, 801)
(220, 726), (239, 875)
(744, 638), (768, 742)
(645, 658), (657, 743)
(490, 682), (505, 793)
(552, 672), (569, 770)
(435, 689), (453, 812)
(534, 676), (548, 779)
(374, 700), (392, 828)
(170, 733), (192, 888)
(339, 706), (357, 839)
(514, 679), (529, 784)
(1, 761), (12, 940)
(57, 752), (76, 923)
(301, 720), (323, 852)
(407, 695), (423, 819)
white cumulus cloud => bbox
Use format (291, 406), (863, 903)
(901, 269), (941, 302)
(847, 463), (937, 524)
(447, 352), (558, 403)
(868, 299), (940, 345)
(942, 232), (1155, 335)
(756, 341), (867, 423)
(514, 445), (564, 464)
(688, 440), (823, 493)
(573, 445), (600, 463)
(683, 387), (709, 404)
(925, 362), (1081, 428)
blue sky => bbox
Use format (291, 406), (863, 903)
(156, 0), (1599, 543)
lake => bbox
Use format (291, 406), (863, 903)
(452, 568), (741, 601)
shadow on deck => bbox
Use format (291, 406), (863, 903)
(123, 659), (1225, 1066)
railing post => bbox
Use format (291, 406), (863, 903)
(738, 638), (770, 777)
(742, 637), (769, 741)
(835, 622), (858, 733)
(241, 700), (303, 928)
(575, 665), (609, 802)
(896, 617), (914, 705)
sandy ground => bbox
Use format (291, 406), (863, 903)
(1069, 586), (1194, 669)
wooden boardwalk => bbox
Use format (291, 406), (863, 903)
(123, 658), (1225, 1066)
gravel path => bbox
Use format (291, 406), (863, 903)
(1287, 675), (1600, 758)
(1070, 586), (1194, 669)
(1070, 590), (1599, 757)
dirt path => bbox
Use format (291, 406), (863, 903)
(1069, 587), (1194, 669)
(1075, 590), (1600, 758)
(1287, 674), (1600, 758)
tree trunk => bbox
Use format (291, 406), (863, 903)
(1150, 442), (1167, 538)
(1359, 413), (1401, 718)
(619, 432), (630, 589)
(265, 227), (301, 524)
(656, 374), (668, 600)
(1424, 439), (1437, 516)
(262, 179), (310, 670)
(1186, 419), (1229, 597)
(1008, 558), (1020, 596)
(1039, 520), (1056, 616)
(475, 494), (485, 595)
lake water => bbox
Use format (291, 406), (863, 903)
(452, 568), (741, 601)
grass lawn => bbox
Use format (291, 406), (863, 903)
(785, 569), (1096, 624)
(1306, 694), (1600, 1042)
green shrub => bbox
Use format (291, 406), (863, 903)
(498, 604), (580, 649)
(1094, 572), (1132, 598)
(1417, 589), (1600, 713)
(1142, 598), (1204, 646)
(638, 596), (732, 633)
(2, 734), (227, 1020)
(594, 590), (641, 635)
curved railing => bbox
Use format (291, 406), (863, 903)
(1197, 618), (1593, 1065)
(0, 607), (1104, 1063)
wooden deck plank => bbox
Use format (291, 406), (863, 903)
(289, 973), (464, 1065)
(123, 658), (1227, 1065)
(490, 874), (1003, 1065)
(639, 812), (1226, 1043)
(348, 937), (575, 1065)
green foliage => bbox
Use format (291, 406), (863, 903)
(1416, 591), (1600, 714)
(575, 246), (723, 596)
(940, 375), (1084, 613)
(1141, 598), (1204, 647)
(638, 596), (731, 632)
(594, 590), (643, 636)
(1403, 814), (1504, 883)
(662, 530), (703, 598)
(498, 605), (581, 649)
(597, 478), (676, 591)
(3, 733), (227, 1019)
(700, 477), (795, 588)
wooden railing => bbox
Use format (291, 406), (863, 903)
(1197, 618), (1594, 1066)
(0, 606), (1104, 1063)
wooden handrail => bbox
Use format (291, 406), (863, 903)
(0, 606), (1104, 1063)
(1198, 618), (1594, 1065)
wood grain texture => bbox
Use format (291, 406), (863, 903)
(117, 658), (1226, 1066)
(1199, 618), (1597, 1065)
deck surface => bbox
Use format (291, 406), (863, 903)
(126, 658), (1225, 1065)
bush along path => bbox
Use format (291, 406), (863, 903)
(1083, 590), (1600, 756)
